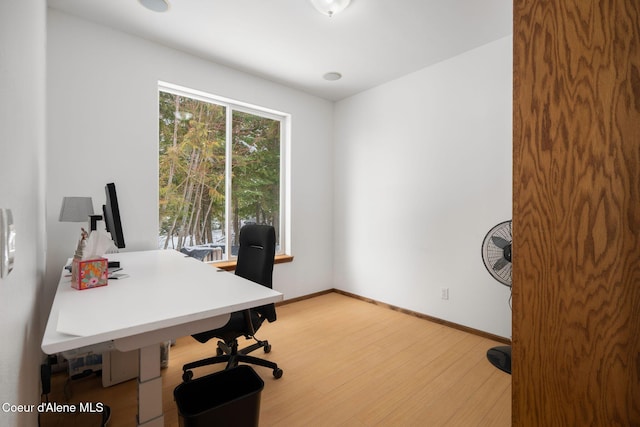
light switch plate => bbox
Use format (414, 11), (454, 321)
(0, 209), (15, 279)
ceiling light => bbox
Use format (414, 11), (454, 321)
(309, 0), (351, 17)
(139, 0), (169, 13)
(323, 72), (342, 81)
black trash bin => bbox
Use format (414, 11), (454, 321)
(174, 365), (265, 427)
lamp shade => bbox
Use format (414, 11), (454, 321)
(309, 0), (351, 17)
(59, 197), (94, 222)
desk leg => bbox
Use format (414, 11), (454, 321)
(137, 343), (164, 427)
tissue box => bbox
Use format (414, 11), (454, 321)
(71, 257), (108, 290)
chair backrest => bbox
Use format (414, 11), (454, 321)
(235, 224), (277, 322)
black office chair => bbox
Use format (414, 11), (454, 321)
(181, 224), (283, 381)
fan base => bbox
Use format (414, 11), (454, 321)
(487, 345), (511, 374)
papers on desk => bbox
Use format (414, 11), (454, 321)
(56, 302), (128, 338)
(108, 266), (129, 280)
(56, 310), (98, 337)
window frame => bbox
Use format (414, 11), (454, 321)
(158, 81), (291, 261)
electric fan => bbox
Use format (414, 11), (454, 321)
(481, 220), (512, 374)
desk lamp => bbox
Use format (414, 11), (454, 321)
(58, 197), (100, 230)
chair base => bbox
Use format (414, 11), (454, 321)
(182, 339), (283, 381)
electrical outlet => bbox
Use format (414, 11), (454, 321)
(441, 287), (449, 300)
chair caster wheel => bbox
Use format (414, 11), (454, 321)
(182, 370), (193, 382)
(264, 343), (272, 353)
(273, 368), (283, 379)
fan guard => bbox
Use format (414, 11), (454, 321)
(481, 220), (512, 287)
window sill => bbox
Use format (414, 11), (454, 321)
(212, 254), (294, 271)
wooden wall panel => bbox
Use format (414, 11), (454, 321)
(512, 0), (640, 425)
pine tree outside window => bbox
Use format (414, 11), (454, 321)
(158, 82), (288, 262)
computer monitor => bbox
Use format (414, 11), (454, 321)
(103, 182), (125, 249)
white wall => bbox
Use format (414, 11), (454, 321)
(45, 11), (335, 304)
(0, 6), (511, 423)
(0, 1), (47, 425)
(333, 36), (513, 338)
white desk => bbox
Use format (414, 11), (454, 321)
(41, 249), (283, 426)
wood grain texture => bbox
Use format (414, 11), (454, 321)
(513, 0), (640, 425)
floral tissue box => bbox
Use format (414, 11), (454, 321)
(71, 257), (108, 290)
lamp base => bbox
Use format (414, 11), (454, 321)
(486, 345), (511, 374)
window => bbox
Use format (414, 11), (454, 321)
(158, 82), (288, 262)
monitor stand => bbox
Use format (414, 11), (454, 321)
(89, 215), (103, 231)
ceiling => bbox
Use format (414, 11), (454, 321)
(47, 0), (512, 101)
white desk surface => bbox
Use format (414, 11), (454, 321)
(41, 249), (283, 355)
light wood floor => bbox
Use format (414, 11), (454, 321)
(43, 292), (511, 426)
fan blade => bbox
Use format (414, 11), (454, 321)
(491, 236), (510, 249)
(493, 257), (509, 271)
